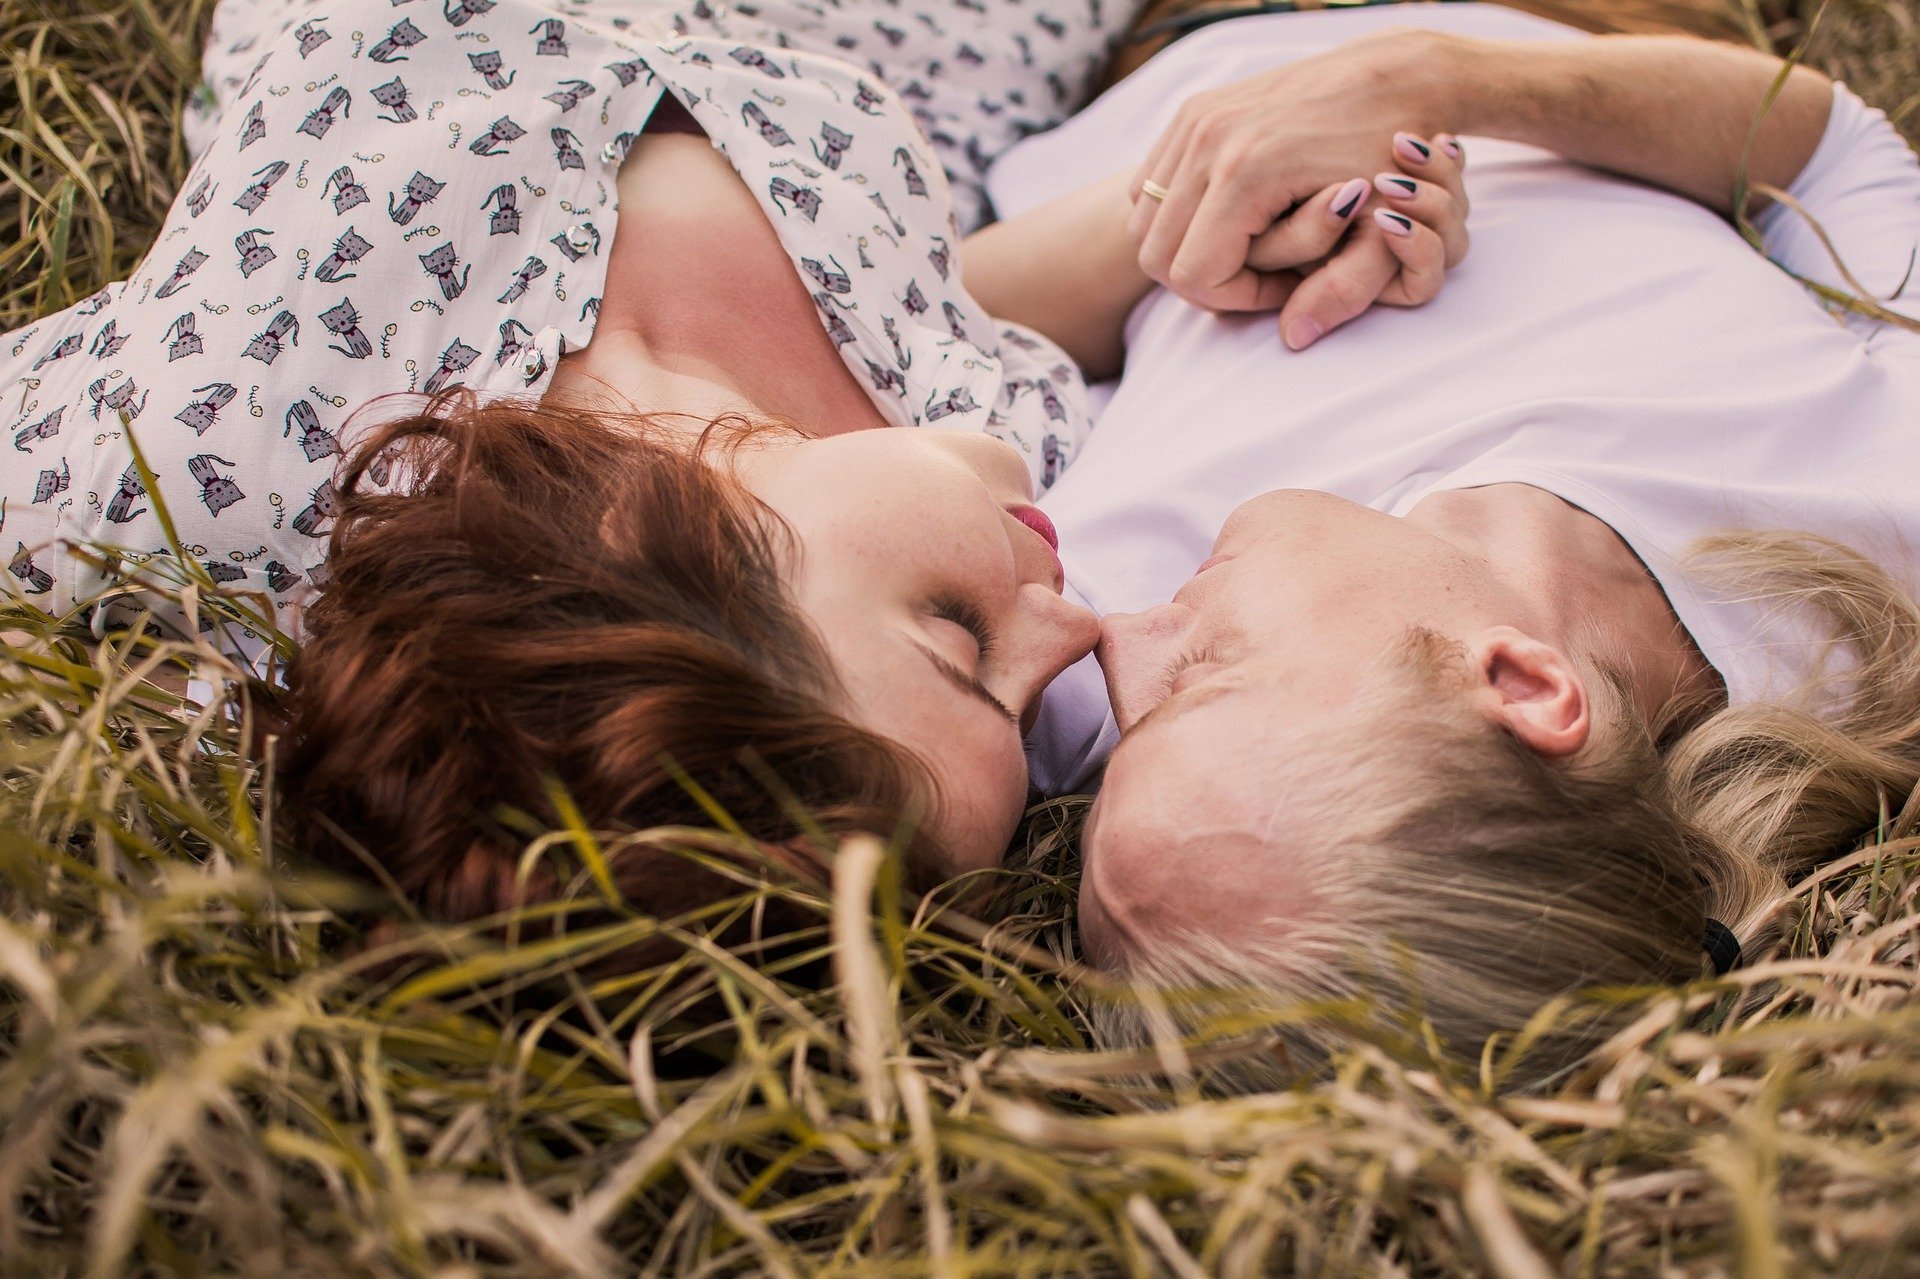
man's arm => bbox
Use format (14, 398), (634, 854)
(1749, 85), (1920, 334)
(1125, 28), (1839, 333)
(968, 30), (1850, 374)
(1431, 33), (1834, 215)
(1391, 32), (1918, 338)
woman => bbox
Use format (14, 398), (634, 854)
(0, 0), (1461, 916)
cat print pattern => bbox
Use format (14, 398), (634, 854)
(0, 0), (1124, 638)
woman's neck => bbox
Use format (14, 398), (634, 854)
(547, 329), (771, 435)
(546, 128), (891, 437)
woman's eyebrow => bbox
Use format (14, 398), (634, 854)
(911, 642), (1019, 724)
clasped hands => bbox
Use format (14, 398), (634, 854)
(1126, 33), (1470, 351)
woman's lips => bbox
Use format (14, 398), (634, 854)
(1008, 503), (1058, 550)
(1007, 503), (1064, 591)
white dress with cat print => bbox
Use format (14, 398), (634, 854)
(0, 0), (1118, 640)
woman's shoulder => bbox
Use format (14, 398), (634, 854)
(0, 0), (680, 613)
(5, 0), (671, 406)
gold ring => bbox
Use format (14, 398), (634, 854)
(1139, 179), (1171, 203)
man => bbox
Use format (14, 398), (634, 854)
(984, 4), (1920, 1078)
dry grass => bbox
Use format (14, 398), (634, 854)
(4, 1), (1920, 1275)
(0, 0), (219, 329)
(1763, 0), (1920, 137)
(13, 587), (1920, 1277)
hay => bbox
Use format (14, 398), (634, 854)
(4, 1), (1920, 1274)
(14, 595), (1920, 1278)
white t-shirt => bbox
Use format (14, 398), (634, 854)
(987, 4), (1920, 793)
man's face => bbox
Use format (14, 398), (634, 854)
(1095, 489), (1522, 738)
(1080, 489), (1534, 961)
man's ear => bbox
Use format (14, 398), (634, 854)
(1466, 626), (1590, 758)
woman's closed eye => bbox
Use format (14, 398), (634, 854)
(917, 595), (1017, 724)
(930, 595), (997, 669)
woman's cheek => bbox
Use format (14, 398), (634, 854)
(930, 729), (1031, 875)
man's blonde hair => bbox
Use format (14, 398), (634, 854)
(1090, 531), (1920, 1088)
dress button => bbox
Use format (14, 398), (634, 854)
(520, 348), (543, 377)
(601, 139), (623, 163)
(565, 224), (594, 250)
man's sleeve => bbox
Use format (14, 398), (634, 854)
(1756, 83), (1920, 345)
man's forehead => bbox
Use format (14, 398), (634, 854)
(1085, 735), (1322, 949)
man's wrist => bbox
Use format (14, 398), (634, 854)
(1362, 28), (1507, 139)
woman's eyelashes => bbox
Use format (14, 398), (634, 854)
(930, 595), (996, 666)
(924, 595), (1020, 725)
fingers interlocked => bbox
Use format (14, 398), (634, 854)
(1128, 129), (1472, 350)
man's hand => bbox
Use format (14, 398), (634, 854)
(973, 27), (1831, 379)
(1133, 130), (1469, 350)
(1124, 31), (1469, 349)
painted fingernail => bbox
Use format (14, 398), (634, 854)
(1331, 177), (1370, 220)
(1284, 317), (1324, 351)
(1373, 208), (1414, 237)
(1375, 173), (1418, 200)
(1439, 133), (1464, 159)
(1393, 132), (1431, 164)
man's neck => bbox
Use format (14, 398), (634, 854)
(1408, 483), (1726, 725)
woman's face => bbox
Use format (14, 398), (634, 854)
(733, 430), (1098, 877)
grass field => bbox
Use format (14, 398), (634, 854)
(4, 0), (1920, 1274)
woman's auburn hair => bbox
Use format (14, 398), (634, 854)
(277, 390), (943, 926)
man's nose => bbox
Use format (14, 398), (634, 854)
(1096, 603), (1191, 732)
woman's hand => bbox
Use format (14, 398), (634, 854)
(1126, 31), (1471, 348)
(1239, 134), (1468, 350)
(963, 142), (1466, 379)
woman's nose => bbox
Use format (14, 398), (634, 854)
(1096, 603), (1191, 732)
(1008, 585), (1101, 722)
(1025, 584), (1101, 678)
